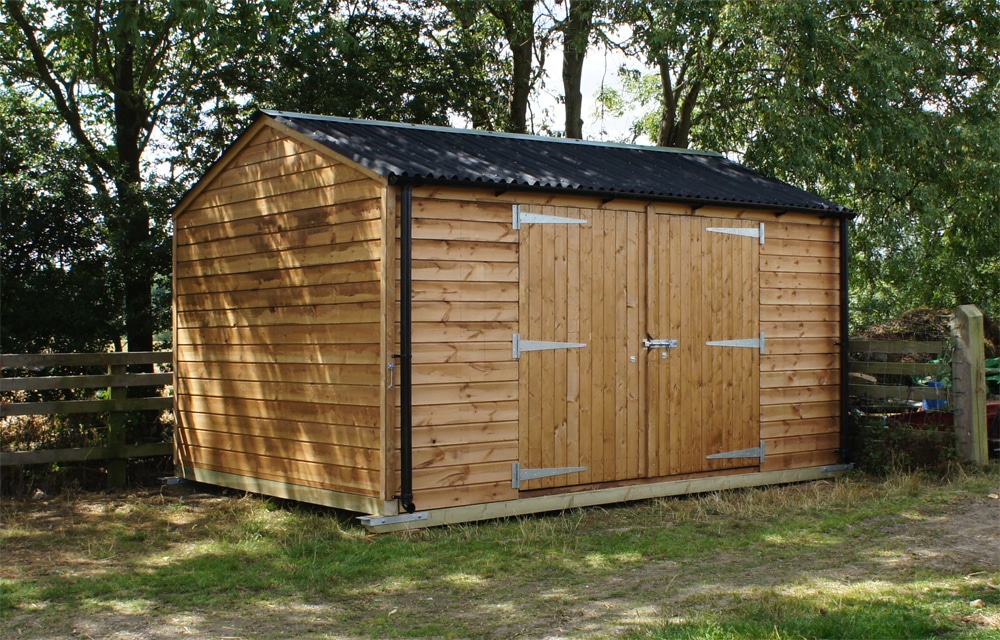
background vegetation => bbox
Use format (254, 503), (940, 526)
(3, 0), (998, 351)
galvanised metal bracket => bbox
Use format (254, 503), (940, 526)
(512, 204), (588, 230)
(706, 332), (766, 354)
(358, 512), (430, 527)
(512, 333), (587, 359)
(707, 441), (766, 464)
(821, 463), (854, 473)
(706, 222), (765, 244)
(512, 462), (587, 489)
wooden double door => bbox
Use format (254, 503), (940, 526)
(516, 208), (761, 490)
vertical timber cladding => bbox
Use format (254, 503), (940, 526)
(517, 205), (763, 491)
(398, 194), (521, 511)
(173, 125), (386, 501)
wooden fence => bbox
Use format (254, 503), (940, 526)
(0, 351), (174, 487)
(848, 305), (989, 464)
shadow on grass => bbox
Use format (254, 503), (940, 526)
(2, 474), (998, 639)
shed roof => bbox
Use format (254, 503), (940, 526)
(262, 110), (848, 216)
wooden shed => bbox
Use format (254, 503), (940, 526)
(172, 110), (851, 531)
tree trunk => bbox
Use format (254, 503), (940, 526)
(562, 0), (597, 139)
(112, 0), (153, 357)
(490, 0), (537, 134)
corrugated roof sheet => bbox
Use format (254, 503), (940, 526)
(263, 110), (848, 216)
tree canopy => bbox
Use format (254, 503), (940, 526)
(1, 0), (997, 356)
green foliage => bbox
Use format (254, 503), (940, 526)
(0, 93), (119, 352)
(845, 412), (959, 476)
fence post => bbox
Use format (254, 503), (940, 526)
(951, 305), (988, 465)
(107, 363), (128, 488)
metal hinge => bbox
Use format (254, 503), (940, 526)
(512, 204), (588, 230)
(706, 332), (766, 354)
(358, 512), (430, 527)
(512, 462), (587, 489)
(512, 333), (587, 359)
(706, 222), (765, 244)
(707, 441), (766, 464)
(821, 463), (854, 473)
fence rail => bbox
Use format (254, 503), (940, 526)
(0, 351), (174, 487)
(848, 305), (989, 464)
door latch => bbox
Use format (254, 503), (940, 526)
(643, 338), (679, 350)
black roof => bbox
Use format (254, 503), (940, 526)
(263, 110), (848, 217)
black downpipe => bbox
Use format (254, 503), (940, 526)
(838, 216), (851, 463)
(397, 185), (416, 513)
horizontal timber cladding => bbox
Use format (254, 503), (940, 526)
(400, 196), (521, 508)
(174, 126), (386, 500)
(759, 219), (842, 472)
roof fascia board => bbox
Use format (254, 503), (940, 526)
(261, 109), (723, 158)
(263, 116), (389, 184)
(172, 117), (270, 221)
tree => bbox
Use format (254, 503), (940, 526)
(558, 0), (600, 138)
(1, 0), (233, 354)
(0, 92), (119, 353)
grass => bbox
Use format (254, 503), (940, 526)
(1, 467), (998, 639)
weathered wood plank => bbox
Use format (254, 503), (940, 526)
(0, 372), (173, 392)
(410, 401), (519, 427)
(177, 200), (381, 245)
(1, 352), (172, 369)
(176, 343), (379, 366)
(181, 429), (380, 470)
(176, 263), (381, 295)
(412, 361), (519, 384)
(410, 421), (518, 447)
(761, 305), (840, 323)
(764, 222), (839, 242)
(760, 321), (840, 339)
(849, 361), (940, 376)
(175, 242), (381, 279)
(411, 281), (519, 303)
(761, 353), (840, 372)
(411, 342), (513, 363)
(760, 272), (839, 290)
(176, 323), (380, 346)
(412, 198), (512, 223)
(413, 218), (518, 243)
(761, 384), (839, 406)
(208, 151), (340, 190)
(176, 301), (381, 329)
(177, 395), (379, 426)
(177, 378), (380, 407)
(1, 397), (173, 418)
(180, 361), (380, 387)
(760, 238), (838, 258)
(761, 369), (839, 389)
(760, 449), (839, 472)
(848, 384), (947, 400)
(182, 411), (379, 448)
(409, 321), (517, 343)
(0, 442), (173, 467)
(177, 445), (380, 495)
(761, 401), (840, 422)
(409, 440), (519, 470)
(176, 218), (382, 263)
(409, 381), (518, 406)
(765, 337), (840, 355)
(760, 417), (840, 440)
(188, 164), (370, 213)
(178, 180), (383, 229)
(411, 239), (518, 263)
(765, 432), (841, 456)
(411, 260), (518, 282)
(847, 339), (946, 355)
(759, 255), (839, 274)
(177, 281), (381, 313)
(761, 288), (840, 306)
